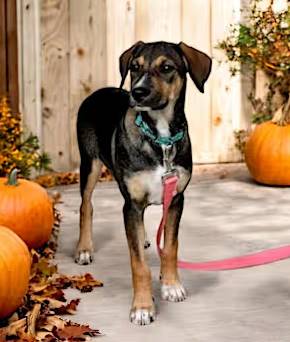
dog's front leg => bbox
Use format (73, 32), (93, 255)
(123, 200), (155, 325)
(160, 193), (187, 302)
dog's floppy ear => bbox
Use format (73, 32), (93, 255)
(178, 42), (212, 93)
(119, 41), (144, 88)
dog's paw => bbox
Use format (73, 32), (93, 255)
(75, 250), (93, 265)
(144, 239), (151, 249)
(130, 306), (156, 325)
(161, 283), (187, 302)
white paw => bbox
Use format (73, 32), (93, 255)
(161, 283), (187, 302)
(130, 306), (156, 325)
(75, 250), (93, 265)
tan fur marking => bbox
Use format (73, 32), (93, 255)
(152, 55), (168, 67)
(176, 166), (191, 193)
(161, 242), (179, 285)
(127, 220), (153, 311)
(169, 75), (183, 101)
(131, 255), (153, 308)
(77, 159), (102, 252)
(126, 173), (146, 202)
(135, 55), (145, 66)
(151, 74), (183, 105)
(160, 208), (180, 285)
(160, 169), (190, 285)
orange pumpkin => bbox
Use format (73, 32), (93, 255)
(245, 107), (290, 185)
(0, 170), (54, 248)
(0, 225), (31, 319)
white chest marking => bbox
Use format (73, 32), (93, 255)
(146, 166), (166, 204)
(125, 165), (191, 205)
(156, 117), (170, 137)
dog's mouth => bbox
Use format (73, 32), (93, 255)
(129, 95), (168, 111)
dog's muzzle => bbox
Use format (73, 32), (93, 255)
(131, 87), (151, 102)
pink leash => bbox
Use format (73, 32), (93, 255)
(157, 175), (290, 271)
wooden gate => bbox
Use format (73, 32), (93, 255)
(18, 0), (251, 171)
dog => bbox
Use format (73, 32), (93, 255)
(75, 41), (211, 325)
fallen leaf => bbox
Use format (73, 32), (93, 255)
(34, 172), (79, 188)
(53, 299), (80, 315)
(35, 331), (55, 340)
(0, 203), (101, 341)
(38, 315), (65, 332)
(69, 273), (103, 293)
(4, 317), (26, 337)
(55, 322), (101, 340)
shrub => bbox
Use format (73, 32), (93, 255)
(0, 96), (51, 177)
(218, 0), (289, 124)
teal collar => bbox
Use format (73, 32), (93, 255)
(135, 113), (184, 147)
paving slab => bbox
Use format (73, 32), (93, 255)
(55, 164), (290, 342)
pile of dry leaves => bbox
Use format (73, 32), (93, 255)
(0, 207), (103, 341)
(34, 166), (113, 188)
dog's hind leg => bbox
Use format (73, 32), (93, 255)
(75, 158), (102, 265)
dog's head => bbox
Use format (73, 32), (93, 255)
(119, 41), (212, 110)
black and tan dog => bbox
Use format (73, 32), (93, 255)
(75, 41), (211, 325)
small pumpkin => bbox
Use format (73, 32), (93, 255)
(0, 169), (54, 248)
(245, 101), (290, 185)
(0, 225), (31, 319)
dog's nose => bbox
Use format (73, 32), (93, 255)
(131, 87), (150, 102)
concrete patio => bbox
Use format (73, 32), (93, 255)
(55, 164), (290, 342)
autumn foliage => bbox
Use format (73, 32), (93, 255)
(0, 97), (51, 178)
(218, 0), (289, 123)
(0, 206), (102, 341)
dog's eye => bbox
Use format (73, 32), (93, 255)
(160, 64), (174, 73)
(130, 63), (140, 72)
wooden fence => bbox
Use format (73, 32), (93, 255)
(0, 0), (18, 112)
(17, 0), (252, 171)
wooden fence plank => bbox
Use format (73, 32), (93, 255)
(69, 0), (107, 169)
(6, 0), (19, 112)
(106, 0), (136, 87)
(0, 0), (7, 97)
(136, 0), (181, 42)
(17, 0), (42, 139)
(210, 0), (243, 162)
(182, 0), (212, 163)
(40, 0), (70, 170)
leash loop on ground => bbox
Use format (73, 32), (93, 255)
(157, 175), (290, 271)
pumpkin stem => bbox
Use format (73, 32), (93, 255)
(6, 169), (19, 186)
(272, 95), (290, 126)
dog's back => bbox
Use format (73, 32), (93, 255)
(77, 87), (129, 170)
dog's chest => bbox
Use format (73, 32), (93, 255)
(125, 165), (190, 205)
(145, 166), (166, 204)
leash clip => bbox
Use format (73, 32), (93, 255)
(162, 144), (177, 182)
(162, 144), (174, 172)
(162, 170), (177, 183)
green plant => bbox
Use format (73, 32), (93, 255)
(218, 0), (289, 124)
(0, 96), (51, 177)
